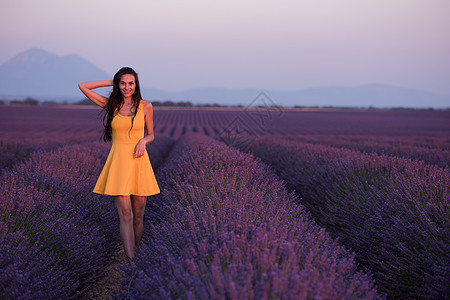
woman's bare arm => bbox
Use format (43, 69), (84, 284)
(133, 100), (155, 159)
(78, 80), (112, 108)
(143, 101), (155, 142)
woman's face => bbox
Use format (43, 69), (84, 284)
(119, 74), (136, 98)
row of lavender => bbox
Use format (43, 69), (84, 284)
(281, 134), (449, 169)
(154, 108), (450, 168)
(0, 105), (105, 170)
(228, 136), (449, 299)
(117, 134), (382, 299)
(2, 106), (448, 169)
(0, 131), (103, 170)
(0, 136), (173, 298)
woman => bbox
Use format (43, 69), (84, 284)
(78, 67), (160, 265)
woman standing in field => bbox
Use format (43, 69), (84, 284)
(78, 67), (160, 265)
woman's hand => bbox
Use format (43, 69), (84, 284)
(133, 139), (147, 159)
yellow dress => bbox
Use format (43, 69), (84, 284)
(93, 100), (160, 196)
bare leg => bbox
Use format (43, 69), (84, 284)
(114, 196), (135, 260)
(131, 195), (147, 246)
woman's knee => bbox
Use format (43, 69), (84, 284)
(115, 196), (134, 223)
(133, 214), (143, 226)
(132, 207), (145, 225)
(119, 206), (134, 223)
(131, 196), (146, 219)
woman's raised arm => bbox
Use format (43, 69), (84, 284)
(78, 80), (112, 108)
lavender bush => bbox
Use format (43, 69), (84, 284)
(4, 105), (447, 169)
(232, 137), (449, 299)
(1, 174), (77, 299)
(1, 136), (174, 298)
(0, 132), (103, 170)
(1, 142), (119, 298)
(282, 134), (449, 168)
(117, 134), (382, 299)
(154, 108), (450, 168)
(0, 105), (104, 170)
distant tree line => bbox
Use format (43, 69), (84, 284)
(74, 99), (229, 107)
(9, 97), (40, 105)
(73, 98), (241, 108)
(2, 97), (62, 106)
(152, 100), (193, 107)
(1, 97), (236, 108)
(1, 97), (445, 111)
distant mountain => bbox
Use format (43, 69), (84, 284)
(142, 87), (260, 106)
(143, 85), (450, 109)
(269, 84), (450, 108)
(0, 48), (110, 99)
(1, 48), (449, 108)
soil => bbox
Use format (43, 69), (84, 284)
(82, 243), (129, 299)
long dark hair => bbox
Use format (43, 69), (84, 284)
(103, 67), (143, 142)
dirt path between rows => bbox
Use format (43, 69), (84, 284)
(82, 243), (128, 299)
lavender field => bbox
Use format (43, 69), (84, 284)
(1, 104), (448, 299)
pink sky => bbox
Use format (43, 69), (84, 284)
(1, 0), (449, 93)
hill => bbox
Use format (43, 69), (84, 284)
(142, 85), (450, 109)
(0, 48), (449, 108)
(0, 48), (110, 99)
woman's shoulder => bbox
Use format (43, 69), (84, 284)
(141, 100), (154, 116)
(141, 99), (153, 109)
